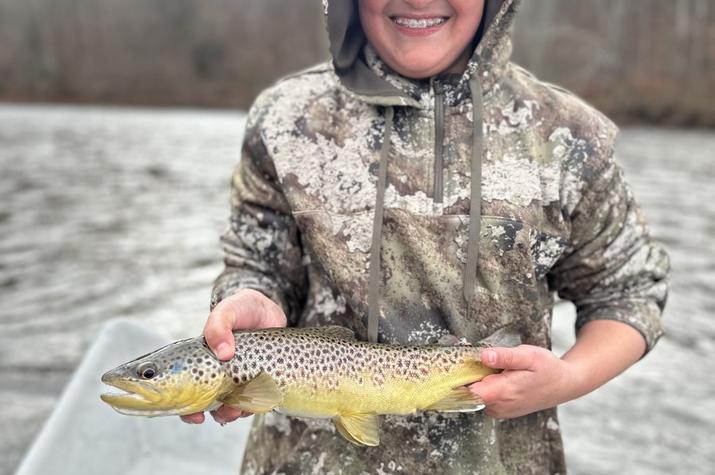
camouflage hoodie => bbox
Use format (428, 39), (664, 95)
(211, 1), (669, 473)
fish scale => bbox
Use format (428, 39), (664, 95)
(101, 325), (509, 446)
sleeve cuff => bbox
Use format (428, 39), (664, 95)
(210, 275), (291, 321)
(575, 300), (664, 355)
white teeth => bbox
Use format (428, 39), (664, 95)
(392, 17), (447, 29)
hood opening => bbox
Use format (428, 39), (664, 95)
(326, 0), (514, 100)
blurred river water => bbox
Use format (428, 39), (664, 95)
(0, 104), (713, 474)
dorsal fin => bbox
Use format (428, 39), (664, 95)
(436, 328), (521, 348)
(437, 334), (472, 346)
(480, 326), (521, 348)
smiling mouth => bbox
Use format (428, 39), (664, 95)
(391, 16), (449, 29)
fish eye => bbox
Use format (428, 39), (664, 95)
(137, 363), (157, 379)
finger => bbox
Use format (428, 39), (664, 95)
(210, 405), (246, 425)
(481, 346), (535, 371)
(229, 289), (287, 330)
(468, 374), (504, 405)
(180, 412), (205, 424)
(204, 302), (238, 361)
(208, 290), (285, 329)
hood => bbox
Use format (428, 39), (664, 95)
(325, 0), (520, 106)
(322, 0), (521, 343)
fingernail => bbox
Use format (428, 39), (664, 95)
(211, 411), (228, 424)
(482, 350), (495, 365)
(216, 342), (231, 360)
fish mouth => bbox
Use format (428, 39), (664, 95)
(100, 370), (217, 417)
(100, 371), (162, 413)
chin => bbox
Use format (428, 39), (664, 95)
(393, 60), (448, 80)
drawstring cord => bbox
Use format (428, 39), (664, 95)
(366, 75), (483, 340)
(464, 76), (484, 311)
(367, 106), (394, 343)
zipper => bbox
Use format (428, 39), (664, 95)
(433, 80), (445, 205)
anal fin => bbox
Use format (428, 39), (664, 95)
(220, 372), (282, 413)
(426, 387), (485, 413)
(335, 413), (380, 447)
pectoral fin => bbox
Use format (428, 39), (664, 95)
(335, 413), (380, 447)
(220, 372), (282, 413)
(426, 387), (485, 413)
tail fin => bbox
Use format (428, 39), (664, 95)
(426, 387), (486, 413)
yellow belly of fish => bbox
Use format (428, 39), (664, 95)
(278, 360), (494, 418)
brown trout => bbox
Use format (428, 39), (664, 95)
(101, 326), (515, 446)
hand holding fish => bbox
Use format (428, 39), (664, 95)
(469, 320), (647, 420)
(468, 345), (577, 419)
(101, 300), (646, 446)
(180, 289), (287, 425)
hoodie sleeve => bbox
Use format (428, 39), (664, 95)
(548, 144), (670, 354)
(210, 97), (308, 324)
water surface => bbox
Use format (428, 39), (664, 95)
(1, 104), (713, 474)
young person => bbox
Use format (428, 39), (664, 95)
(182, 1), (669, 473)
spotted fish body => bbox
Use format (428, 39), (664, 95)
(101, 326), (503, 446)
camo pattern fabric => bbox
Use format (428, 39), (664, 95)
(211, 1), (669, 473)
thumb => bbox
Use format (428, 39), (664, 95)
(481, 346), (534, 371)
(203, 303), (236, 361)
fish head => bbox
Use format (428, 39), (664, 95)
(100, 337), (231, 417)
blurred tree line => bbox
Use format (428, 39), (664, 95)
(0, 0), (328, 108)
(0, 0), (713, 126)
(513, 0), (714, 126)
